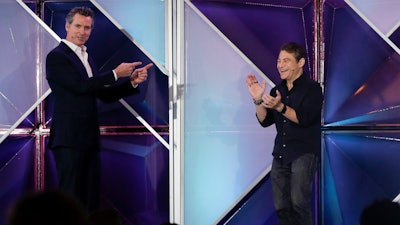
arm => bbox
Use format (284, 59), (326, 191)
(264, 90), (299, 124)
(293, 83), (323, 127)
(96, 63), (154, 103)
(46, 50), (116, 95)
(264, 82), (323, 126)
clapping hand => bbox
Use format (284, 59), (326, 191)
(245, 74), (266, 101)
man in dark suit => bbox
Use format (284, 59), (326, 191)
(45, 6), (153, 212)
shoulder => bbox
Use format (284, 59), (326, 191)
(47, 42), (72, 60)
(49, 42), (71, 54)
(301, 75), (321, 88)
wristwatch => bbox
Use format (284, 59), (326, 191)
(253, 99), (263, 105)
(280, 104), (287, 114)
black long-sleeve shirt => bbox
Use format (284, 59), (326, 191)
(258, 74), (323, 164)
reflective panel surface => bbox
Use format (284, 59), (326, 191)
(323, 131), (400, 225)
(94, 0), (166, 67)
(0, 0), (56, 132)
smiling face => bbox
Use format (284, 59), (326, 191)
(65, 13), (93, 47)
(276, 50), (305, 83)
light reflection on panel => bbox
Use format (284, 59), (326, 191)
(346, 0), (400, 37)
(323, 2), (400, 126)
(0, 0), (57, 130)
(192, 0), (315, 85)
(322, 131), (400, 225)
(93, 0), (166, 66)
(184, 3), (275, 225)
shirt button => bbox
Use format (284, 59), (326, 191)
(283, 144), (286, 148)
(283, 132), (286, 136)
(278, 156), (282, 159)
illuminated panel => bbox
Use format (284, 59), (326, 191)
(100, 135), (169, 224)
(192, 0), (316, 85)
(346, 0), (400, 37)
(0, 136), (35, 223)
(0, 0), (57, 133)
(323, 2), (400, 126)
(184, 2), (276, 225)
(322, 131), (400, 225)
(93, 0), (166, 67)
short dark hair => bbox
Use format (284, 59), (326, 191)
(280, 42), (306, 62)
(65, 6), (95, 28)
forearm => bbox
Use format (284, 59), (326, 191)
(276, 103), (299, 124)
(256, 104), (267, 122)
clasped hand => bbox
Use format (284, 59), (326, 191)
(263, 90), (282, 110)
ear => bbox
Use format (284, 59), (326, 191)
(298, 58), (305, 67)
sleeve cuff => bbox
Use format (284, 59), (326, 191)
(112, 70), (117, 81)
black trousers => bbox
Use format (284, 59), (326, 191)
(52, 147), (101, 212)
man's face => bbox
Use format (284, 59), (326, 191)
(65, 13), (93, 47)
(276, 50), (304, 81)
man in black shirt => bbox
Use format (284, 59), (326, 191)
(245, 42), (323, 225)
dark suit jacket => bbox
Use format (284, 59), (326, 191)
(46, 41), (139, 151)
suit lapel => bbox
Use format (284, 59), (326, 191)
(87, 55), (98, 77)
(59, 42), (90, 79)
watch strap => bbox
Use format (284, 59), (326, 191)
(253, 99), (263, 105)
(280, 104), (287, 114)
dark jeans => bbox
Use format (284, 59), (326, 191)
(271, 153), (319, 225)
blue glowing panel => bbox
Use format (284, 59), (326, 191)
(94, 0), (166, 66)
(0, 0), (56, 133)
(42, 1), (168, 127)
(323, 2), (400, 126)
(322, 131), (400, 225)
(222, 178), (320, 225)
(22, 0), (36, 12)
(100, 135), (169, 225)
(0, 136), (35, 224)
(184, 3), (276, 225)
(192, 0), (315, 85)
(220, 175), (278, 225)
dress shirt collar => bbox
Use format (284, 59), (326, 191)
(282, 73), (305, 88)
(62, 39), (87, 54)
